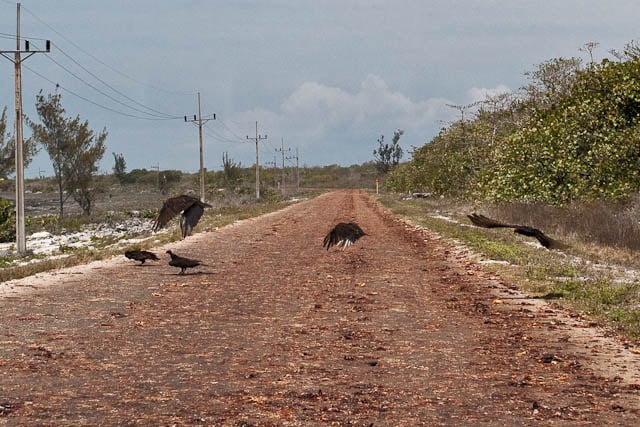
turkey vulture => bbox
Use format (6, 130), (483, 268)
(166, 250), (204, 275)
(152, 195), (212, 238)
(125, 249), (159, 265)
(467, 213), (564, 249)
(323, 222), (367, 250)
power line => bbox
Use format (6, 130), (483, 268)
(0, 30), (47, 41)
(203, 122), (245, 144)
(20, 3), (196, 97)
(23, 63), (181, 121)
(3, 10), (185, 120)
(30, 41), (180, 119)
(50, 42), (179, 119)
(219, 119), (246, 140)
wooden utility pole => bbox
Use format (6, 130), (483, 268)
(295, 147), (300, 193)
(272, 156), (277, 187)
(185, 92), (215, 202)
(150, 162), (160, 190)
(247, 121), (267, 199)
(0, 3), (50, 255)
(276, 137), (290, 196)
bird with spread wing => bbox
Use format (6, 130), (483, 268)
(323, 222), (367, 250)
(152, 195), (211, 238)
(467, 213), (565, 249)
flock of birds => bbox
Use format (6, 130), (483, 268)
(124, 249), (205, 275)
(125, 195), (369, 274)
(124, 193), (562, 275)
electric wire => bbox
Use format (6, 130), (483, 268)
(24, 63), (181, 121)
(20, 4), (195, 97)
(34, 41), (180, 119)
(203, 122), (246, 144)
(51, 42), (180, 119)
(219, 119), (246, 141)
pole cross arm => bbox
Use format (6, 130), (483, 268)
(0, 40), (51, 63)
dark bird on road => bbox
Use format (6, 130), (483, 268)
(125, 249), (159, 265)
(323, 222), (367, 250)
(467, 213), (564, 249)
(166, 250), (204, 275)
(152, 195), (212, 238)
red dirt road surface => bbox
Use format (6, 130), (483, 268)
(0, 189), (639, 426)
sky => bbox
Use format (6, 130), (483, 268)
(0, 0), (639, 178)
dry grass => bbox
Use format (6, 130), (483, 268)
(377, 193), (640, 341)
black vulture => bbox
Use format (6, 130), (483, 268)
(125, 249), (159, 265)
(152, 195), (212, 238)
(166, 250), (204, 275)
(467, 213), (564, 249)
(323, 222), (367, 250)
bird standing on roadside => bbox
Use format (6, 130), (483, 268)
(323, 222), (367, 250)
(166, 250), (204, 275)
(125, 250), (159, 265)
(153, 195), (212, 238)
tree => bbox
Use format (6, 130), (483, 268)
(373, 129), (404, 175)
(65, 125), (107, 216)
(478, 56), (640, 204)
(28, 91), (107, 216)
(522, 57), (582, 112)
(112, 152), (127, 183)
(0, 106), (39, 178)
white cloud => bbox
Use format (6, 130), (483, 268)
(278, 74), (452, 138)
(467, 84), (512, 104)
(220, 75), (466, 166)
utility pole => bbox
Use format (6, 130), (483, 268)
(247, 121), (267, 199)
(150, 162), (160, 191)
(265, 157), (277, 187)
(0, 3), (50, 256)
(185, 92), (215, 202)
(295, 147), (300, 193)
(276, 137), (291, 196)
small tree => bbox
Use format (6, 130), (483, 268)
(0, 106), (39, 178)
(112, 152), (127, 183)
(64, 124), (107, 216)
(28, 91), (107, 216)
(373, 129), (404, 175)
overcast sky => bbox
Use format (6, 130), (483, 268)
(1, 0), (639, 178)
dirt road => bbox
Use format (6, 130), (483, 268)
(0, 190), (638, 426)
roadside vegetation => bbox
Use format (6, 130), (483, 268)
(374, 41), (640, 342)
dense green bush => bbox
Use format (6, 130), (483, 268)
(385, 45), (640, 206)
(479, 58), (640, 204)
